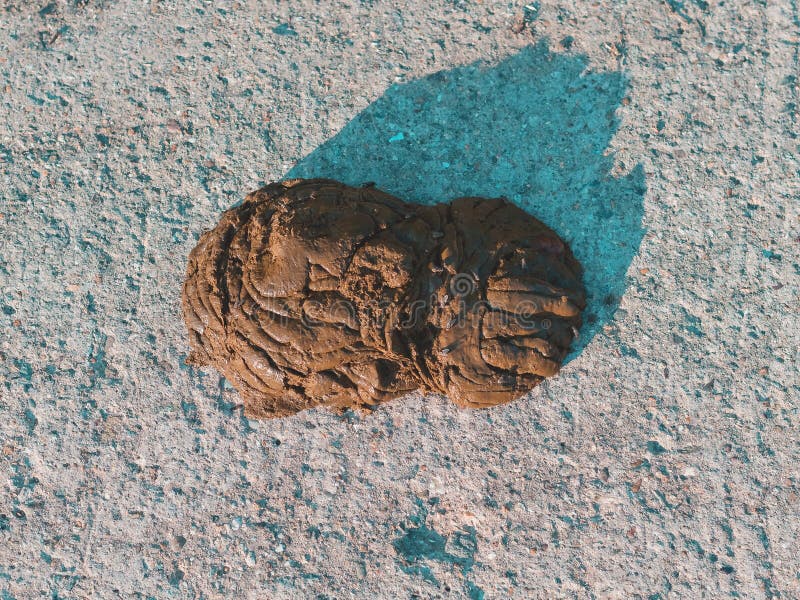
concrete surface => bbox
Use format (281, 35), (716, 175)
(1, 0), (798, 598)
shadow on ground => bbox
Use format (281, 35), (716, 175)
(286, 41), (646, 360)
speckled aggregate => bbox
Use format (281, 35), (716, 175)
(0, 1), (798, 598)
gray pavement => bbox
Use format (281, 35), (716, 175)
(1, 1), (798, 598)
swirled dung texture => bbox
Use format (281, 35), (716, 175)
(182, 179), (586, 418)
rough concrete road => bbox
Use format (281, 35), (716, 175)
(1, 1), (798, 598)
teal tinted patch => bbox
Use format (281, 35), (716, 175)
(393, 499), (482, 596)
(288, 41), (646, 363)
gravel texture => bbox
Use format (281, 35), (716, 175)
(1, 1), (798, 598)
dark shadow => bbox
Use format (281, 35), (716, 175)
(286, 40), (646, 361)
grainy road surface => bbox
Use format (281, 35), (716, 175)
(1, 1), (798, 598)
